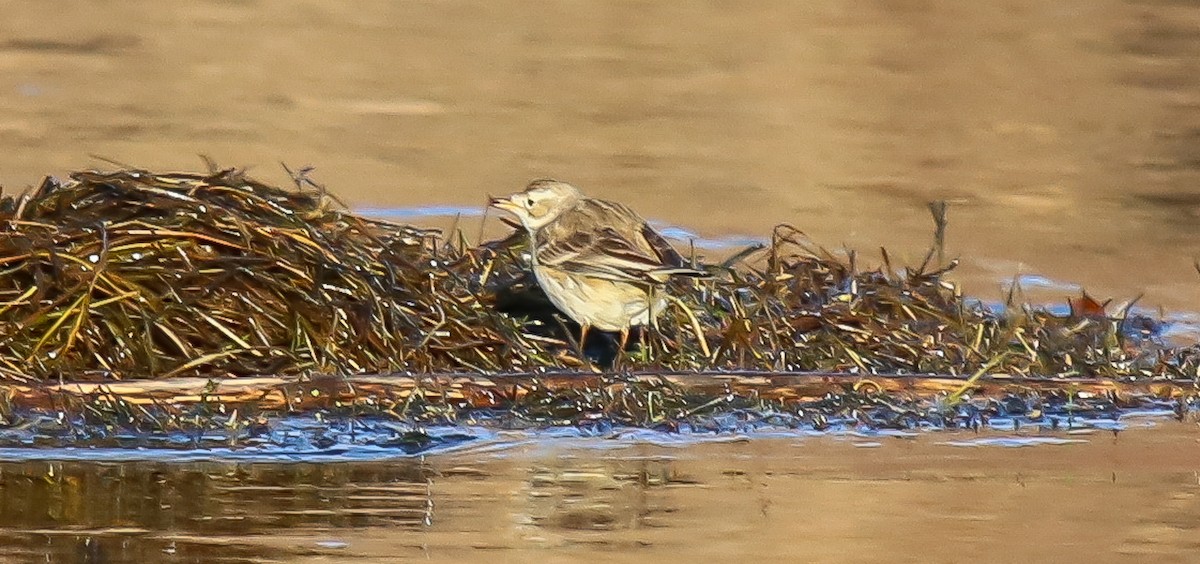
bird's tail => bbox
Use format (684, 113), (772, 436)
(645, 266), (713, 283)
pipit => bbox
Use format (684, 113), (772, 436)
(490, 179), (706, 352)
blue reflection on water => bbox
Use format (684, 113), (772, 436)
(0, 407), (1176, 463)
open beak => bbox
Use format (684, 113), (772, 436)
(488, 195), (520, 213)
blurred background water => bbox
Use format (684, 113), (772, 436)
(2, 0), (1200, 311)
(2, 1), (1200, 561)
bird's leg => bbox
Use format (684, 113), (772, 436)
(573, 323), (599, 370)
(578, 323), (590, 353)
(614, 326), (631, 369)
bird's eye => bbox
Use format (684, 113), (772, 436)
(526, 198), (535, 207)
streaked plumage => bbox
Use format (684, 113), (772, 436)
(490, 179), (704, 345)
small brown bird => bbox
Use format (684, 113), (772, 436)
(490, 179), (705, 351)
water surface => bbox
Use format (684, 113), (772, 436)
(0, 426), (1197, 563)
(1, 2), (1199, 561)
(1, 0), (1199, 309)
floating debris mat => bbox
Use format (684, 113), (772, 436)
(0, 167), (1198, 389)
(0, 372), (1193, 452)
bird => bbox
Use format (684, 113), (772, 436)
(489, 179), (706, 353)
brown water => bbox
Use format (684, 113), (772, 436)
(2, 0), (1200, 310)
(0, 425), (1196, 563)
(3, 1), (1200, 561)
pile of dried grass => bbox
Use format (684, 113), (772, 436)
(0, 169), (527, 381)
(0, 168), (1194, 385)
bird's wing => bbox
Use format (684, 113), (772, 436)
(536, 200), (706, 283)
(638, 221), (688, 269)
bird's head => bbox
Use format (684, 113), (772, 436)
(489, 179), (583, 231)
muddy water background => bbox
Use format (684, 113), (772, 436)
(2, 1), (1200, 310)
(3, 1), (1200, 562)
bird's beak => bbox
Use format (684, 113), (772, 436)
(488, 195), (520, 213)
